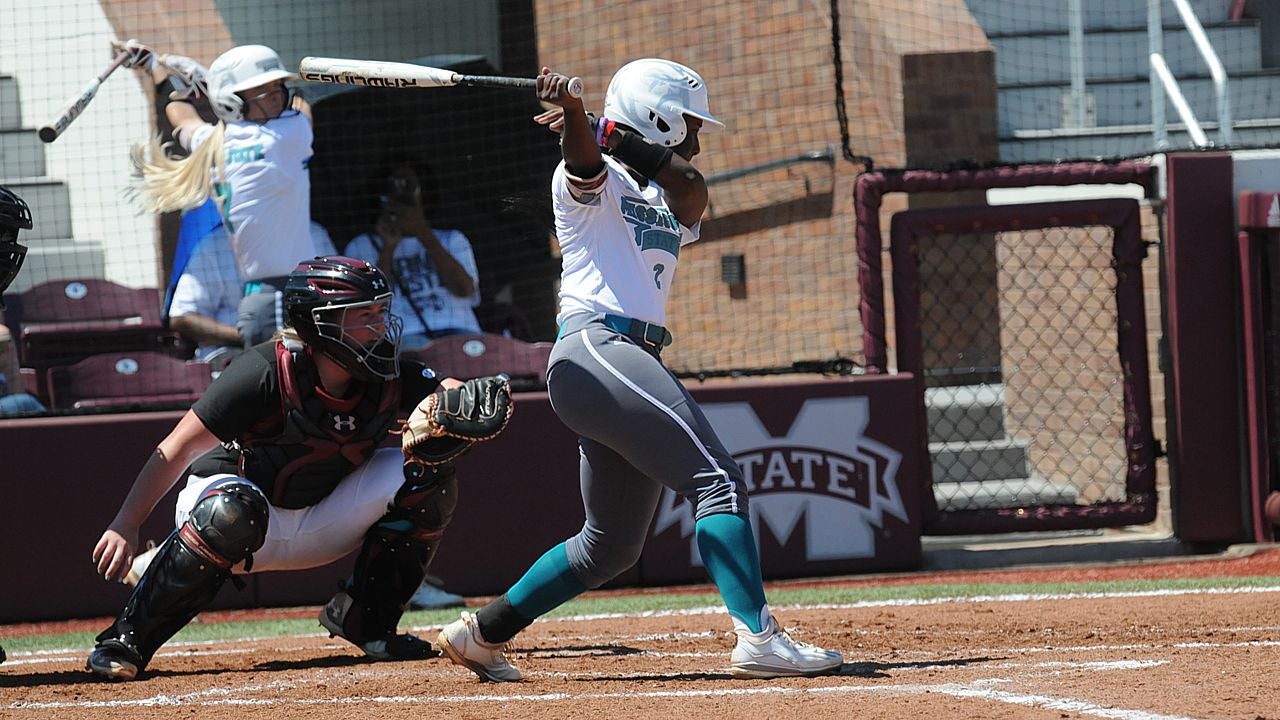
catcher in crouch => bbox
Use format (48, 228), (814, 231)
(87, 256), (512, 681)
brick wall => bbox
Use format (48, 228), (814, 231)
(533, 0), (996, 373)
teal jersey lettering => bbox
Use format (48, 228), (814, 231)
(619, 196), (680, 259)
(225, 144), (266, 165)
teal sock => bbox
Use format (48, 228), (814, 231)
(695, 513), (768, 633)
(507, 542), (588, 619)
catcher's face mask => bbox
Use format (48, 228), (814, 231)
(312, 298), (403, 381)
(285, 256), (404, 382)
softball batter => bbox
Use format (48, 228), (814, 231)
(437, 59), (843, 680)
(127, 42), (318, 346)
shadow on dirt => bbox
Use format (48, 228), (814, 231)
(569, 655), (1005, 682)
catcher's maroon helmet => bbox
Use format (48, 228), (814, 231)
(283, 256), (402, 381)
(0, 185), (33, 308)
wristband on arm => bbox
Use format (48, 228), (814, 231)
(154, 77), (195, 114)
(594, 116), (617, 147)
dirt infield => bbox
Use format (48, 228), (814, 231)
(4, 548), (1280, 720)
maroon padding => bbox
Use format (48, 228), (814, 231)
(403, 333), (553, 388)
(890, 198), (1158, 533)
(1237, 229), (1272, 543)
(1, 376), (925, 622)
(854, 162), (1155, 373)
(1164, 154), (1245, 543)
(47, 351), (213, 410)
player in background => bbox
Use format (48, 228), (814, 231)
(87, 257), (464, 680)
(124, 42), (318, 347)
(436, 59), (843, 681)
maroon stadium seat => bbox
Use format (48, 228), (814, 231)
(47, 351), (213, 411)
(403, 333), (552, 391)
(4, 279), (176, 399)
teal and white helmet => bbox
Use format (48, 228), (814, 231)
(603, 58), (724, 148)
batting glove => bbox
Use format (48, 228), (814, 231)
(114, 39), (156, 71)
(157, 54), (209, 101)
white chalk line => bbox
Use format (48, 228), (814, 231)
(7, 583), (1275, 663)
(534, 584), (1280, 625)
(5, 584), (1272, 718)
(7, 673), (1200, 720)
(8, 634), (1272, 671)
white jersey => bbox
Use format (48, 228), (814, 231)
(345, 228), (482, 337)
(552, 156), (699, 327)
(192, 111), (314, 281)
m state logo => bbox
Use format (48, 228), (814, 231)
(652, 396), (907, 564)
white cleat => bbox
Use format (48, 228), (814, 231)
(730, 615), (843, 679)
(437, 611), (522, 682)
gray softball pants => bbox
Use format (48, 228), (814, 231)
(548, 312), (750, 589)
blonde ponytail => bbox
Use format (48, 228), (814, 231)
(128, 123), (227, 214)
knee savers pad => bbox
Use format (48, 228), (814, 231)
(185, 482), (270, 565)
(387, 464), (459, 537)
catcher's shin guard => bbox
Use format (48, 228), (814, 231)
(334, 464), (458, 644)
(92, 482), (269, 670)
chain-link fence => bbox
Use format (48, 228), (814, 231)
(920, 225), (1131, 513)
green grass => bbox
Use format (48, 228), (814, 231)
(7, 575), (1280, 656)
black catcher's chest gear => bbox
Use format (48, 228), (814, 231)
(236, 341), (402, 508)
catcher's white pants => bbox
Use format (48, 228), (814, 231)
(173, 447), (404, 573)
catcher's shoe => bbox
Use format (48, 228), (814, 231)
(437, 611), (522, 682)
(86, 642), (141, 681)
(122, 540), (159, 587)
(730, 615), (843, 679)
(320, 591), (438, 660)
(407, 578), (466, 610)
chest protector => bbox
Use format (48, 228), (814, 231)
(237, 341), (402, 508)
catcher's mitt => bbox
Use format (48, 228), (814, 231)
(400, 375), (513, 466)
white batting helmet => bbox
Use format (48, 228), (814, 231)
(603, 58), (724, 148)
(207, 45), (294, 122)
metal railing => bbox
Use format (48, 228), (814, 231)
(1147, 0), (1233, 148)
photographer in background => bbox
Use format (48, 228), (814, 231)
(345, 162), (481, 350)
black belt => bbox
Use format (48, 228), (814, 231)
(602, 314), (673, 350)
